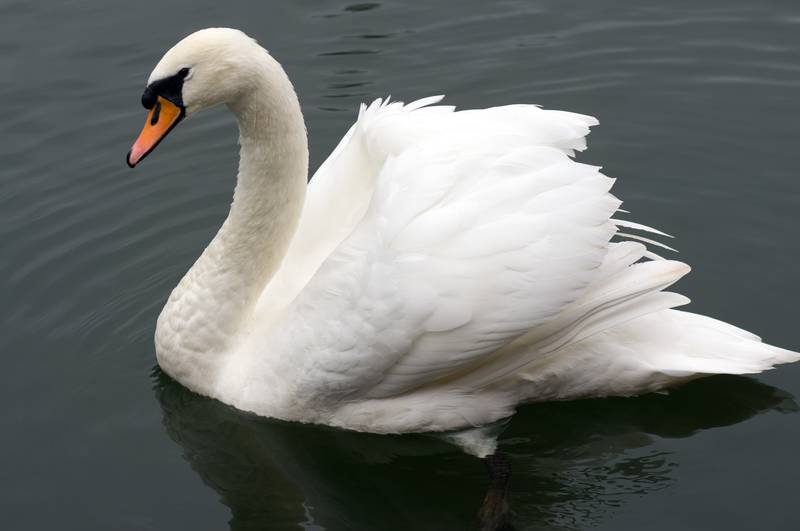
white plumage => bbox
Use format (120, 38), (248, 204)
(132, 28), (798, 456)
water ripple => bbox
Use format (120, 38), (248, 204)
(3, 2), (800, 528)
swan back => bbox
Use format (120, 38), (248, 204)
(229, 97), (641, 423)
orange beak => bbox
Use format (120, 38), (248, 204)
(126, 96), (185, 167)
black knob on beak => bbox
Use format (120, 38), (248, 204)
(141, 86), (157, 110)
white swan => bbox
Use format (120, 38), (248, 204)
(127, 28), (798, 456)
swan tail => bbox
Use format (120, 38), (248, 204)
(450, 240), (798, 401)
(514, 309), (800, 402)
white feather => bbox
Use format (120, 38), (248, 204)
(145, 29), (800, 457)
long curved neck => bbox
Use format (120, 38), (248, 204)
(156, 54), (308, 382)
(217, 62), (308, 309)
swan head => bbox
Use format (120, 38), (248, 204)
(127, 28), (263, 167)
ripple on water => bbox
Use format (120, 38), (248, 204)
(3, 2), (800, 528)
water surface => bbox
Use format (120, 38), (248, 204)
(2, 1), (800, 529)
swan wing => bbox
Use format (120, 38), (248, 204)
(268, 97), (632, 401)
(257, 97), (456, 312)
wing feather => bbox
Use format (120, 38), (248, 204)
(265, 97), (639, 402)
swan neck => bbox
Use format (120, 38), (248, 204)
(221, 78), (309, 293)
(156, 55), (308, 383)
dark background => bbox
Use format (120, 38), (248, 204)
(1, 1), (799, 529)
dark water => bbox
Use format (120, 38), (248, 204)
(2, 1), (800, 529)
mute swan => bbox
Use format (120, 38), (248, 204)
(127, 28), (798, 457)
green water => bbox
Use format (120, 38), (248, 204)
(2, 1), (799, 529)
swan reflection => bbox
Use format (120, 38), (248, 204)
(153, 371), (795, 530)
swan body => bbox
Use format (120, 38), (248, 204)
(130, 28), (799, 455)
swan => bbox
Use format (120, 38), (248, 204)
(127, 28), (799, 457)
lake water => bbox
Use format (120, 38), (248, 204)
(2, 1), (800, 529)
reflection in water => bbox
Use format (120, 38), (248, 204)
(153, 372), (795, 530)
(499, 378), (796, 529)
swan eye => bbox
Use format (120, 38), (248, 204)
(178, 67), (191, 79)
